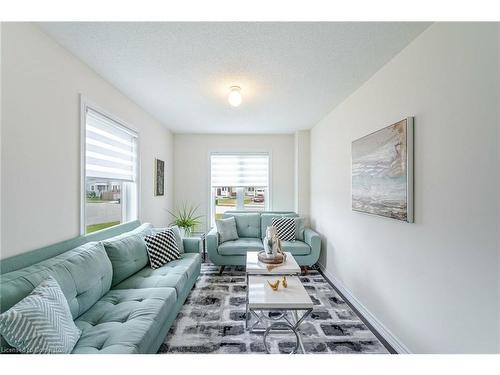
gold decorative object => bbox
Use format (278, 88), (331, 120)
(282, 276), (288, 288)
(267, 279), (280, 291)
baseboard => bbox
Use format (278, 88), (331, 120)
(317, 262), (411, 354)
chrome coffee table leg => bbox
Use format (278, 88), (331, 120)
(260, 309), (312, 354)
(263, 322), (300, 354)
(245, 273), (249, 330)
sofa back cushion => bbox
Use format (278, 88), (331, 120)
(223, 212), (261, 238)
(0, 242), (112, 319)
(102, 223), (153, 287)
(1, 220), (143, 275)
(261, 213), (302, 239)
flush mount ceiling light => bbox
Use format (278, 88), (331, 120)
(228, 86), (242, 107)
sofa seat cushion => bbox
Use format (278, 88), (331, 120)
(281, 240), (311, 256)
(217, 238), (264, 256)
(72, 288), (175, 354)
(113, 253), (201, 297)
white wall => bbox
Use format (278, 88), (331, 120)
(1, 23), (174, 259)
(0, 23), (3, 256)
(294, 130), (310, 220)
(310, 23), (499, 353)
(174, 134), (295, 231)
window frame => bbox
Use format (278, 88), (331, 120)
(208, 151), (272, 228)
(80, 95), (141, 235)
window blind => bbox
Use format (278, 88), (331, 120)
(211, 154), (269, 187)
(85, 108), (137, 182)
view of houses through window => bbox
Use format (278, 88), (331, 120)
(210, 153), (269, 225)
(83, 104), (138, 234)
(214, 186), (266, 220)
(85, 178), (123, 233)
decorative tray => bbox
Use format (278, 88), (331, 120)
(257, 250), (286, 264)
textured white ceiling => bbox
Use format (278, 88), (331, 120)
(38, 22), (430, 134)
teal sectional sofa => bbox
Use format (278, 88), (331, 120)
(206, 211), (321, 270)
(0, 221), (201, 354)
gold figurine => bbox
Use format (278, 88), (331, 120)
(267, 279), (280, 291)
(282, 276), (288, 288)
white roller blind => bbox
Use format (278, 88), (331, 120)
(85, 108), (137, 181)
(211, 154), (269, 187)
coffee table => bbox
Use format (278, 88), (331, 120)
(245, 251), (313, 354)
(246, 251), (301, 275)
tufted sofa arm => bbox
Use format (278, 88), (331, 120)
(182, 237), (201, 254)
(303, 228), (321, 265)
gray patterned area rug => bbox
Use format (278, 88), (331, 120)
(158, 263), (389, 354)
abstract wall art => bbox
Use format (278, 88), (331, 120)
(351, 117), (414, 222)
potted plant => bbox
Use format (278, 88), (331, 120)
(167, 203), (203, 237)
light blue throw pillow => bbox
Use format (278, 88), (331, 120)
(0, 276), (81, 354)
(294, 217), (305, 241)
(216, 217), (239, 243)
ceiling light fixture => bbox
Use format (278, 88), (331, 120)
(228, 86), (242, 107)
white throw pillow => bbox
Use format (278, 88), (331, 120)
(0, 277), (81, 354)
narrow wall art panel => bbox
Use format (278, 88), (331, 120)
(352, 117), (414, 222)
(155, 158), (165, 196)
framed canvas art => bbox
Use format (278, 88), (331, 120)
(155, 158), (165, 196)
(351, 117), (414, 222)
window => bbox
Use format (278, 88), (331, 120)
(82, 104), (139, 234)
(210, 153), (270, 226)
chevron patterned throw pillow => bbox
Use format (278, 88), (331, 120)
(271, 217), (296, 241)
(144, 228), (181, 269)
(0, 276), (81, 354)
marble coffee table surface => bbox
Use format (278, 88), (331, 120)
(247, 275), (313, 310)
(246, 251), (301, 275)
